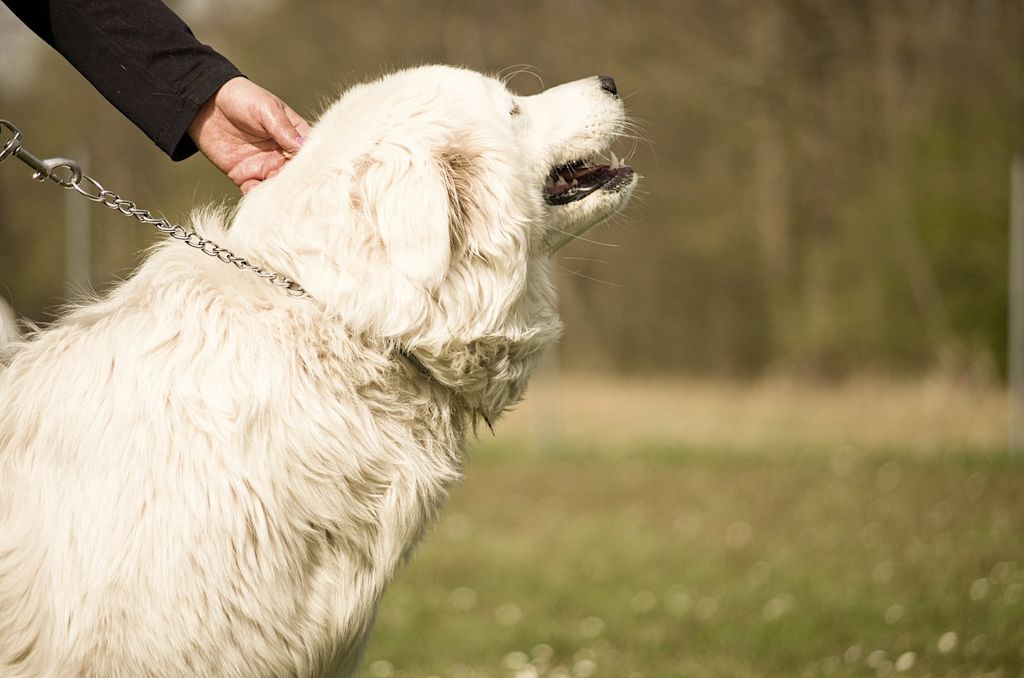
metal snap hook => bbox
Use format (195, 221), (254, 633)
(0, 120), (84, 185)
(41, 159), (84, 187)
(0, 119), (23, 163)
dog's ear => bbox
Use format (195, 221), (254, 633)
(359, 144), (464, 289)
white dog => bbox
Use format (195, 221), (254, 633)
(0, 65), (636, 677)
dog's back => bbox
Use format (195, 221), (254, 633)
(0, 240), (464, 676)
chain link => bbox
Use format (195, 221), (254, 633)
(0, 118), (308, 298)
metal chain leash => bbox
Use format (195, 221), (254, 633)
(0, 119), (308, 298)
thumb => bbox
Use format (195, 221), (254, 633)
(262, 101), (308, 152)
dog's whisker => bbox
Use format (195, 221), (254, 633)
(497, 64), (535, 80)
(499, 64), (544, 92)
(559, 256), (614, 266)
(614, 126), (656, 166)
(614, 124), (653, 147)
(548, 228), (621, 248)
(556, 264), (622, 287)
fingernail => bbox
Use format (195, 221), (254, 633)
(297, 136), (307, 146)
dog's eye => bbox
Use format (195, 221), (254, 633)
(510, 102), (521, 117)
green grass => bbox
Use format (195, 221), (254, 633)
(357, 443), (1024, 678)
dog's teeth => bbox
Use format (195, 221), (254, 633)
(571, 178), (579, 187)
(610, 151), (620, 169)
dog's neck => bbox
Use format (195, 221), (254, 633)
(226, 158), (562, 427)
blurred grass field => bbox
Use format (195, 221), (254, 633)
(357, 376), (1022, 678)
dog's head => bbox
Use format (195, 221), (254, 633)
(236, 66), (637, 419)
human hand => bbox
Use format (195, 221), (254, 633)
(187, 77), (311, 193)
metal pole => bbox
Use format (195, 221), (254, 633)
(1010, 154), (1024, 457)
(534, 344), (561, 451)
(65, 144), (90, 297)
(535, 277), (561, 452)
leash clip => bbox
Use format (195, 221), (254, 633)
(0, 119), (22, 162)
(0, 119), (83, 187)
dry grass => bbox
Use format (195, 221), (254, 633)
(353, 376), (1020, 677)
(489, 373), (1009, 455)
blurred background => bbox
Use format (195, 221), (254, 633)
(1, 1), (1023, 676)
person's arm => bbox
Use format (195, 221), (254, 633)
(4, 0), (241, 160)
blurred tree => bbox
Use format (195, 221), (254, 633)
(0, 0), (1021, 380)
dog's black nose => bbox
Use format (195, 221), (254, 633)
(598, 75), (618, 98)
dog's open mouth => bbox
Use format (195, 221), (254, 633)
(543, 153), (635, 206)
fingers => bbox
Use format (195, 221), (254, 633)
(261, 99), (309, 153)
(230, 150), (288, 193)
(286, 107), (313, 139)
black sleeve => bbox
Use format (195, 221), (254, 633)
(2, 0), (243, 160)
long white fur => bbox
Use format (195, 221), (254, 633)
(0, 65), (635, 677)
